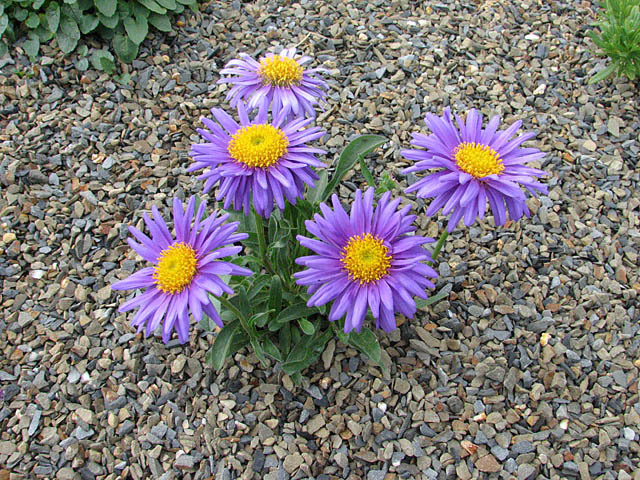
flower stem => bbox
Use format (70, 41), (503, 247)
(253, 210), (275, 275)
(431, 230), (449, 262)
(218, 296), (251, 332)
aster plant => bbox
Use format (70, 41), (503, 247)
(111, 47), (549, 383)
(218, 47), (329, 118)
(111, 197), (252, 344)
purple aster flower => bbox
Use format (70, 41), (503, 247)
(294, 188), (438, 334)
(218, 47), (329, 118)
(189, 101), (326, 218)
(402, 107), (548, 232)
(112, 197), (252, 344)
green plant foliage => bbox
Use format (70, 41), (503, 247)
(204, 136), (395, 382)
(0, 0), (196, 65)
(589, 0), (640, 83)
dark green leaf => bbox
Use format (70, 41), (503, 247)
(156, 0), (176, 9)
(176, 0), (196, 4)
(23, 34), (39, 58)
(33, 24), (53, 41)
(136, 0), (167, 14)
(0, 14), (8, 37)
(77, 44), (88, 56)
(14, 7), (28, 22)
(75, 57), (89, 71)
(250, 310), (273, 329)
(273, 302), (311, 327)
(262, 337), (282, 362)
(359, 157), (376, 189)
(348, 327), (381, 365)
(268, 275), (282, 315)
(279, 322), (291, 356)
(57, 15), (80, 53)
(95, 0), (117, 17)
(0, 42), (7, 57)
(310, 170), (328, 205)
(321, 135), (387, 204)
(250, 338), (268, 366)
(78, 14), (98, 34)
(91, 48), (115, 72)
(113, 32), (138, 63)
(205, 320), (240, 370)
(414, 289), (449, 309)
(588, 64), (617, 84)
(77, 0), (93, 10)
(98, 11), (118, 28)
(25, 11), (39, 28)
(298, 318), (315, 335)
(148, 12), (171, 31)
(124, 14), (147, 44)
(247, 274), (271, 301)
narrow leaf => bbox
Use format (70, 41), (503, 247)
(321, 135), (386, 204)
(205, 320), (240, 370)
(415, 289), (449, 309)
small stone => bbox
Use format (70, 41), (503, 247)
(283, 453), (303, 473)
(583, 139), (597, 152)
(306, 415), (325, 434)
(475, 454), (501, 473)
(491, 445), (509, 461)
(512, 440), (535, 454)
(56, 467), (77, 480)
(175, 454), (195, 470)
(518, 464), (537, 480)
(394, 378), (410, 394)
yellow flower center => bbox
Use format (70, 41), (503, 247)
(258, 55), (304, 87)
(454, 142), (505, 178)
(228, 124), (289, 169)
(153, 242), (197, 294)
(341, 234), (392, 284)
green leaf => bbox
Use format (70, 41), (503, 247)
(77, 0), (92, 10)
(23, 34), (39, 58)
(156, 0), (176, 9)
(75, 57), (89, 71)
(321, 134), (387, 204)
(95, 0), (117, 17)
(113, 32), (138, 63)
(0, 42), (7, 58)
(57, 15), (80, 53)
(414, 289), (449, 309)
(262, 337), (282, 362)
(91, 49), (116, 72)
(348, 327), (381, 365)
(78, 14), (98, 34)
(279, 322), (291, 356)
(0, 14), (8, 37)
(176, 0), (196, 4)
(124, 15), (148, 44)
(247, 274), (271, 301)
(77, 44), (88, 56)
(298, 318), (315, 336)
(272, 302), (312, 328)
(32, 0), (45, 9)
(588, 64), (617, 84)
(359, 157), (376, 189)
(14, 7), (28, 22)
(310, 170), (328, 205)
(268, 275), (282, 316)
(98, 11), (118, 28)
(136, 0), (167, 14)
(205, 320), (240, 370)
(25, 11), (39, 28)
(250, 310), (273, 329)
(132, 2), (150, 17)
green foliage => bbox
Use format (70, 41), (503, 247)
(204, 136), (396, 382)
(0, 0), (196, 64)
(588, 0), (640, 83)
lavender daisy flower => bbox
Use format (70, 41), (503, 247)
(402, 107), (548, 232)
(189, 101), (326, 218)
(294, 188), (438, 333)
(112, 197), (252, 344)
(218, 47), (328, 118)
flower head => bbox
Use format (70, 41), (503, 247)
(218, 48), (329, 118)
(189, 102), (326, 218)
(402, 108), (548, 232)
(112, 197), (252, 344)
(294, 188), (438, 333)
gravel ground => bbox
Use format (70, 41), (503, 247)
(1, 0), (640, 479)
